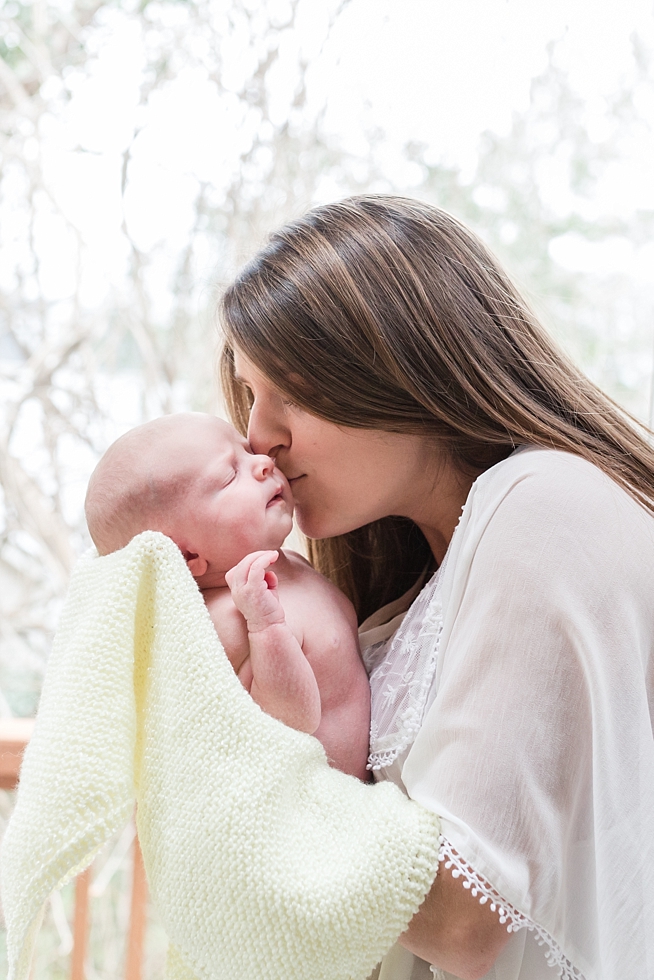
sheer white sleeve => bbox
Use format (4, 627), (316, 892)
(364, 568), (443, 772)
(400, 449), (654, 980)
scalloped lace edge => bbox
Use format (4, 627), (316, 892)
(431, 836), (586, 980)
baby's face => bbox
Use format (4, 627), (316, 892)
(161, 417), (294, 574)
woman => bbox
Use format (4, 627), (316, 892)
(219, 195), (654, 980)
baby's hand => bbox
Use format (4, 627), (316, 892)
(225, 551), (286, 633)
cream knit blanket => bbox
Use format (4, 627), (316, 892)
(1, 531), (441, 980)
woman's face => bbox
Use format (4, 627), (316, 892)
(232, 350), (463, 548)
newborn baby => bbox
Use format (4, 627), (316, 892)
(85, 412), (370, 780)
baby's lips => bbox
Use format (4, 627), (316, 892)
(266, 484), (285, 506)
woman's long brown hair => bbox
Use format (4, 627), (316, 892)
(220, 195), (654, 622)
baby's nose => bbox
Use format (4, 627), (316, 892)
(252, 454), (275, 478)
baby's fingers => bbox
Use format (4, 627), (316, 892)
(225, 550), (285, 631)
(225, 550), (279, 590)
(245, 551), (279, 584)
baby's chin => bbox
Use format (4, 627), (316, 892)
(280, 511), (295, 541)
(220, 528), (294, 571)
(265, 519), (294, 552)
(268, 501), (294, 533)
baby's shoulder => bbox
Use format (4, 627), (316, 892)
(282, 548), (313, 571)
(279, 549), (357, 629)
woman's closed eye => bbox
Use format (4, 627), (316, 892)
(234, 364), (301, 413)
(247, 387), (297, 411)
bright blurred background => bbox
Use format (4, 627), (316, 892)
(1, 0), (654, 975)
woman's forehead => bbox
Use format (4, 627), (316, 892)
(232, 348), (304, 395)
(232, 348), (261, 383)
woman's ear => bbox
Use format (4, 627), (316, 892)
(182, 550), (209, 579)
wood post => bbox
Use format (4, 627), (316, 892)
(0, 721), (150, 980)
(0, 718), (34, 788)
(125, 834), (148, 980)
(70, 867), (91, 980)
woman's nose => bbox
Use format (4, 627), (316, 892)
(247, 398), (290, 459)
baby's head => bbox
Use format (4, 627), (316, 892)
(85, 413), (293, 585)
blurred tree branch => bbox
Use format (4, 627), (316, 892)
(0, 0), (357, 717)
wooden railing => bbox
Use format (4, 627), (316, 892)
(0, 719), (148, 980)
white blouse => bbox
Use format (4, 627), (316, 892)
(359, 447), (654, 980)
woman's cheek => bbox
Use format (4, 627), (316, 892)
(294, 494), (334, 539)
(293, 502), (322, 539)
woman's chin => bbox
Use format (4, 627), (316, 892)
(295, 509), (360, 541)
(294, 511), (324, 541)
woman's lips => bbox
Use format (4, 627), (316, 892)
(288, 475), (305, 486)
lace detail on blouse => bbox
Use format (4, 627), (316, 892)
(438, 837), (586, 980)
(363, 568), (444, 771)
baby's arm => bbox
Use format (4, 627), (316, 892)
(225, 551), (321, 734)
(293, 573), (371, 782)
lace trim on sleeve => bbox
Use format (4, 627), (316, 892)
(437, 836), (586, 980)
(366, 569), (444, 771)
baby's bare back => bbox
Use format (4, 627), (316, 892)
(204, 550), (371, 780)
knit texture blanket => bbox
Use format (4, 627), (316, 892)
(1, 531), (441, 980)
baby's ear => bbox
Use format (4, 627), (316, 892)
(182, 550), (209, 579)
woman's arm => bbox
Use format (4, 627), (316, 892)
(396, 453), (654, 980)
(401, 861), (511, 980)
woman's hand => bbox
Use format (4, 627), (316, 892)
(400, 860), (512, 980)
